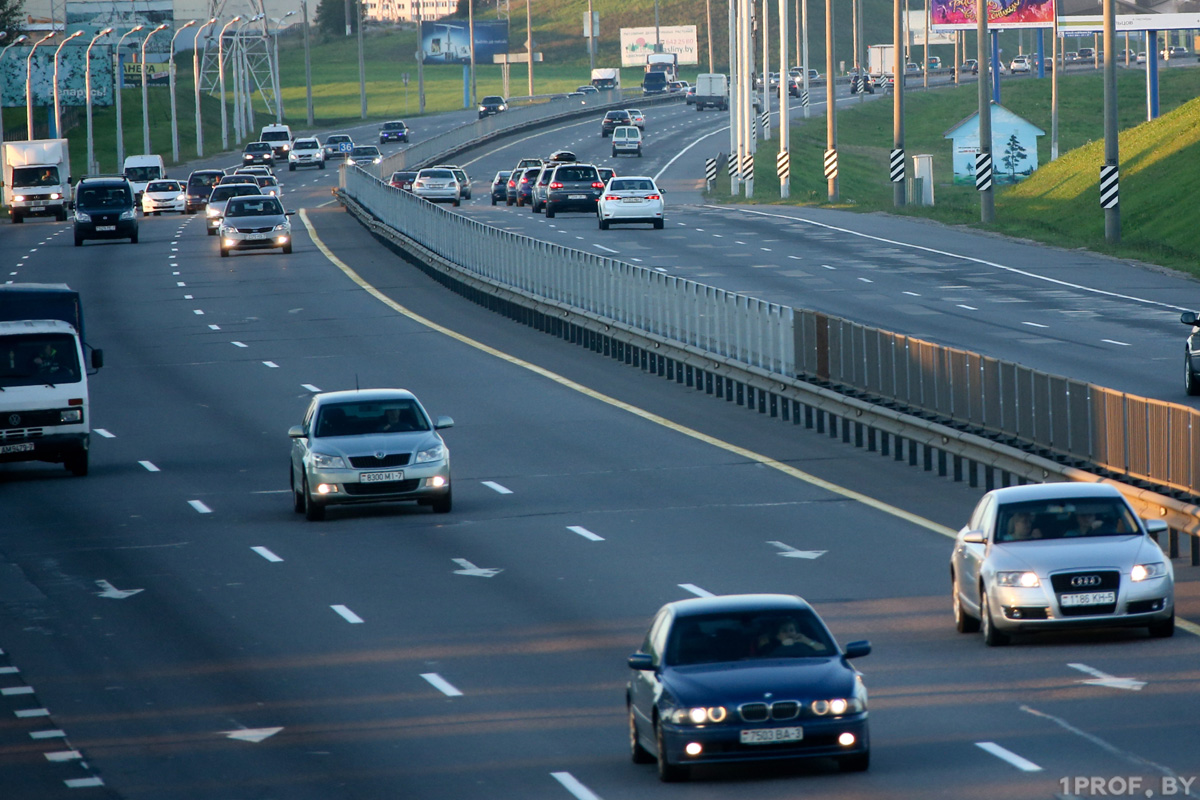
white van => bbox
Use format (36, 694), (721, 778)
(260, 124), (294, 160)
(123, 154), (166, 202)
(611, 126), (643, 158)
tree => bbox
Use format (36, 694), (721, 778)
(0, 0), (24, 40)
(1001, 132), (1028, 178)
(314, 0), (359, 38)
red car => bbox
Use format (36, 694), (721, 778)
(389, 171), (417, 192)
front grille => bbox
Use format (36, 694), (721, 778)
(1051, 570), (1120, 616)
(738, 701), (802, 723)
(343, 479), (420, 496)
(234, 225), (276, 234)
(0, 428), (43, 441)
(1, 409), (69, 429)
(348, 453), (410, 468)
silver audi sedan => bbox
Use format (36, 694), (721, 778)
(289, 389), (453, 521)
(951, 482), (1174, 645)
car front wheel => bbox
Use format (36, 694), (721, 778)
(630, 706), (654, 764)
(303, 475), (325, 521)
(655, 720), (686, 782)
(1186, 353), (1199, 396)
(980, 590), (1009, 646)
(953, 582), (980, 633)
(1149, 613), (1175, 638)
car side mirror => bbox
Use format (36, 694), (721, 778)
(285, 211), (296, 216)
(843, 640), (871, 659)
(1144, 519), (1168, 536)
(90, 349), (104, 370)
(961, 530), (986, 544)
(434, 415), (454, 430)
(287, 424), (306, 439)
(1182, 311), (1199, 326)
(628, 653), (655, 671)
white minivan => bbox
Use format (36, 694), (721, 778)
(123, 154), (167, 203)
(611, 126), (643, 158)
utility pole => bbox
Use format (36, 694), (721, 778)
(976, 0), (994, 222)
(1101, 0), (1119, 242)
(825, 0), (836, 201)
(893, 0), (904, 206)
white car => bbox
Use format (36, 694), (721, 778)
(140, 179), (186, 215)
(1010, 56), (1032, 73)
(611, 125), (643, 158)
(950, 482), (1174, 646)
(412, 168), (460, 206)
(289, 137), (326, 171)
(597, 175), (664, 230)
(625, 109), (646, 129)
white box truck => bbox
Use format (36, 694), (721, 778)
(590, 68), (621, 91)
(645, 52), (679, 81)
(694, 73), (729, 110)
(0, 284), (103, 476)
(867, 44), (896, 78)
(3, 139), (72, 223)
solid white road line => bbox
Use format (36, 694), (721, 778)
(64, 777), (105, 788)
(331, 605), (364, 624)
(251, 546), (283, 563)
(551, 772), (603, 800)
(94, 428), (115, 438)
(975, 741), (1042, 772)
(232, 341), (248, 348)
(567, 525), (604, 541)
(481, 481), (512, 494)
(0, 666), (16, 674)
(263, 361), (280, 368)
(679, 583), (714, 598)
(420, 673), (463, 697)
(193, 309), (204, 315)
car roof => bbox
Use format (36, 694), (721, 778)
(78, 177), (130, 187)
(665, 593), (815, 619)
(984, 482), (1125, 504)
(314, 388), (418, 405)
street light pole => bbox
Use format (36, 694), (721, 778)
(302, 1), (313, 126)
(141, 23), (169, 155)
(270, 11), (295, 122)
(53, 30), (84, 138)
(27, 32), (57, 139)
(1, 34), (29, 182)
(218, 16), (241, 150)
(357, 0), (366, 118)
(194, 18), (216, 158)
(169, 20), (196, 162)
(114, 26), (144, 167)
(85, 28), (112, 174)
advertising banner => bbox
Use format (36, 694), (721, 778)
(419, 20), (508, 64)
(66, 0), (175, 52)
(121, 61), (172, 88)
(620, 26), (699, 67)
(1, 44), (115, 108)
(931, 0), (1055, 30)
(1056, 11), (1200, 33)
(906, 10), (957, 45)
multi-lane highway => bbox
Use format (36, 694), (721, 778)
(2, 95), (1198, 800)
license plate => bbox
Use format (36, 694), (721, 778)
(97, 225), (116, 231)
(569, 194), (586, 199)
(740, 727), (803, 744)
(0, 442), (35, 455)
(360, 470), (403, 483)
(31, 200), (49, 206)
(1060, 591), (1116, 607)
(621, 197), (642, 203)
(249, 233), (266, 240)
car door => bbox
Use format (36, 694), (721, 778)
(629, 609), (671, 737)
(954, 495), (994, 613)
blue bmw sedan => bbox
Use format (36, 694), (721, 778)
(627, 593), (871, 781)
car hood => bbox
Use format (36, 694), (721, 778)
(223, 213), (287, 227)
(663, 658), (856, 706)
(316, 431), (442, 457)
(989, 535), (1158, 572)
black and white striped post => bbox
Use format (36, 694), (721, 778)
(761, 110), (770, 140)
(705, 157), (718, 189)
(1099, 164), (1119, 209)
(824, 148), (838, 181)
(777, 149), (790, 197)
(741, 151), (755, 187)
(975, 152), (993, 192)
(889, 148), (905, 184)
(801, 90), (810, 109)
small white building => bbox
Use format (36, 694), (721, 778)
(944, 103), (1045, 185)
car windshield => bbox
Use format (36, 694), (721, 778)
(384, 122), (406, 130)
(77, 186), (129, 207)
(995, 498), (1141, 543)
(610, 179), (655, 191)
(0, 333), (81, 387)
(351, 147), (379, 156)
(554, 167), (598, 182)
(13, 166), (61, 187)
(124, 166), (160, 182)
(226, 197), (284, 216)
(147, 181), (182, 192)
(261, 131), (289, 142)
(391, 172), (417, 182)
(421, 169), (454, 180)
(246, 143), (271, 152)
(294, 140), (318, 150)
(667, 611), (834, 666)
(482, 96), (503, 104)
(315, 400), (430, 437)
(189, 172), (223, 188)
(210, 185), (259, 201)
(327, 136), (351, 144)
(255, 176), (278, 187)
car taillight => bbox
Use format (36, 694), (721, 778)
(591, 182), (604, 189)
(604, 195), (620, 201)
(550, 182), (563, 189)
(645, 194), (661, 200)
(508, 180), (515, 188)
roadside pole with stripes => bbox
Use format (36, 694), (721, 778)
(892, 0), (905, 207)
(825, 0), (837, 201)
(706, 157), (718, 190)
(975, 0), (995, 222)
(801, 0), (810, 120)
(1101, 0), (1120, 243)
(728, 0), (740, 195)
(778, 0), (790, 198)
(740, 0), (755, 197)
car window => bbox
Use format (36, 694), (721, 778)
(315, 400), (429, 437)
(611, 179), (654, 191)
(294, 139), (318, 149)
(420, 169), (454, 179)
(78, 186), (130, 207)
(188, 172), (223, 188)
(227, 197), (284, 216)
(667, 610), (833, 666)
(146, 181), (180, 192)
(261, 131), (290, 142)
(994, 498), (1138, 543)
(554, 167), (597, 182)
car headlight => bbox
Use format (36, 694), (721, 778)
(119, 209), (135, 220)
(1131, 563), (1167, 581)
(478, 105), (486, 112)
(74, 211), (91, 222)
(49, 192), (62, 200)
(174, 194), (185, 202)
(207, 206), (221, 217)
(13, 194), (25, 202)
(59, 408), (82, 423)
(669, 706), (727, 725)
(309, 452), (347, 469)
(414, 442), (445, 464)
(273, 223), (290, 232)
(243, 154), (254, 160)
(811, 696), (864, 715)
(995, 571), (1041, 588)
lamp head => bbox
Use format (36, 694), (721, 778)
(67, 30), (84, 39)
(131, 25), (145, 33)
(183, 20), (197, 28)
(99, 27), (114, 36)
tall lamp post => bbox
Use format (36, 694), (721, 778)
(301, 1), (313, 126)
(218, 16), (241, 150)
(85, 28), (113, 174)
(26, 32), (57, 139)
(53, 30), (84, 138)
(270, 11), (295, 122)
(114, 25), (145, 167)
(193, 18), (216, 158)
(1, 34), (28, 176)
(168, 20), (196, 162)
(141, 22), (169, 155)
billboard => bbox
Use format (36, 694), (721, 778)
(906, 10), (957, 45)
(1056, 12), (1200, 33)
(419, 21), (508, 64)
(931, 0), (1055, 30)
(620, 26), (699, 67)
(1, 44), (115, 108)
(66, 0), (175, 54)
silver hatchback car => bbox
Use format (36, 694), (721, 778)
(951, 482), (1174, 645)
(289, 389), (453, 521)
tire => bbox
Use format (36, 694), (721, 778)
(1149, 613), (1175, 638)
(516, 196), (523, 207)
(612, 149), (618, 158)
(655, 720), (686, 782)
(12, 211), (22, 223)
(283, 241), (293, 254)
(599, 216), (609, 230)
(291, 468), (305, 513)
(303, 476), (325, 521)
(130, 230), (138, 244)
(56, 208), (67, 222)
(838, 750), (870, 772)
(206, 227), (215, 236)
(981, 591), (1010, 646)
(545, 204), (555, 219)
(630, 706), (654, 764)
(1186, 353), (1200, 396)
(74, 235), (83, 247)
(506, 196), (513, 206)
(953, 583), (981, 633)
(452, 198), (460, 207)
(491, 196), (497, 206)
(289, 163), (296, 171)
(220, 246), (229, 257)
(638, 150), (643, 158)
(319, 161), (326, 170)
(65, 451), (88, 477)
(653, 219), (664, 230)
(431, 489), (452, 514)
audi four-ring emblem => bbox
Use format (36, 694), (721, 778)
(1070, 575), (1102, 588)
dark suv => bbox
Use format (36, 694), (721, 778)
(478, 96), (507, 118)
(379, 120), (410, 143)
(600, 110), (632, 137)
(543, 163), (603, 218)
(185, 169), (224, 213)
(242, 141), (275, 167)
(73, 177), (138, 246)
